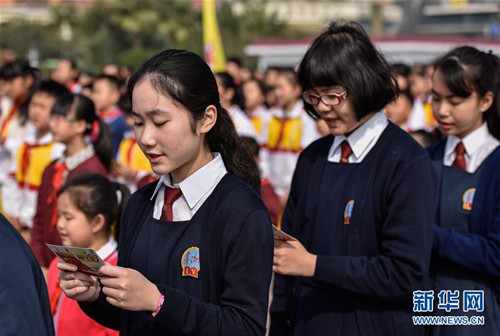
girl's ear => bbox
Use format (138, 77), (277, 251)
(90, 214), (106, 234)
(479, 91), (494, 113)
(74, 119), (88, 135)
(199, 105), (217, 134)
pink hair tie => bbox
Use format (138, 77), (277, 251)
(90, 120), (100, 142)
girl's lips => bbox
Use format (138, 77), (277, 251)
(324, 118), (340, 128)
(439, 122), (453, 130)
(147, 153), (164, 164)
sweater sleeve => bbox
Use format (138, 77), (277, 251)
(150, 208), (273, 336)
(312, 153), (437, 301)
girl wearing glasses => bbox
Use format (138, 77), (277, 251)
(30, 93), (112, 271)
(271, 21), (437, 336)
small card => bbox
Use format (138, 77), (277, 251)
(46, 244), (105, 276)
(272, 225), (297, 241)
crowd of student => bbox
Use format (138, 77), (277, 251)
(0, 19), (499, 336)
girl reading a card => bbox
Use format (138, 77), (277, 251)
(57, 49), (274, 335)
(270, 21), (437, 336)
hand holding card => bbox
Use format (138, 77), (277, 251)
(272, 225), (297, 241)
(46, 243), (105, 276)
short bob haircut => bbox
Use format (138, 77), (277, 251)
(298, 21), (398, 121)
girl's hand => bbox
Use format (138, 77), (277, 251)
(273, 239), (317, 277)
(57, 262), (100, 302)
(99, 265), (162, 312)
(113, 164), (137, 181)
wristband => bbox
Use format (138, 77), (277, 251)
(152, 295), (165, 317)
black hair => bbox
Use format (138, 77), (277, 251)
(244, 77), (268, 96)
(391, 63), (411, 78)
(227, 56), (243, 68)
(397, 88), (414, 107)
(298, 21), (398, 120)
(0, 59), (41, 126)
(433, 46), (500, 140)
(58, 173), (130, 243)
(94, 74), (122, 92)
(117, 94), (132, 116)
(215, 72), (244, 109)
(51, 93), (113, 171)
(127, 49), (261, 193)
(240, 136), (260, 158)
(33, 80), (68, 98)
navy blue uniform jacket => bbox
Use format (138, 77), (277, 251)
(0, 214), (54, 336)
(80, 174), (274, 336)
(273, 123), (437, 336)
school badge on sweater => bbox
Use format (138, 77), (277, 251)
(344, 200), (354, 225)
(462, 188), (475, 211)
(181, 246), (200, 278)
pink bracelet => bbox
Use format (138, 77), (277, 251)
(152, 295), (165, 317)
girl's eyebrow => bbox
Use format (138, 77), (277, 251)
(431, 89), (457, 99)
(132, 109), (169, 117)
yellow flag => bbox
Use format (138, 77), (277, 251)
(203, 0), (226, 72)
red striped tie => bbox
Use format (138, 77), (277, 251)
(340, 140), (352, 163)
(452, 142), (466, 171)
(161, 187), (182, 221)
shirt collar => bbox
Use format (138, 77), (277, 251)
(331, 111), (388, 160)
(151, 153), (228, 209)
(445, 123), (489, 157)
(63, 144), (95, 171)
(96, 237), (117, 260)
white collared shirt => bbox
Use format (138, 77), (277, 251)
(328, 111), (389, 163)
(151, 153), (228, 221)
(96, 237), (118, 260)
(444, 123), (499, 173)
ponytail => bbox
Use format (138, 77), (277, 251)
(110, 181), (131, 244)
(88, 117), (113, 172)
(486, 52), (500, 140)
(206, 108), (261, 193)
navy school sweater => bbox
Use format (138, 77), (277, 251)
(272, 123), (437, 336)
(80, 173), (274, 336)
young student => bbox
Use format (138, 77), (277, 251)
(52, 59), (81, 94)
(385, 88), (414, 132)
(259, 68), (322, 206)
(215, 72), (257, 138)
(408, 64), (437, 131)
(270, 21), (437, 336)
(3, 80), (68, 235)
(0, 60), (40, 222)
(240, 135), (281, 225)
(30, 93), (112, 273)
(114, 95), (156, 193)
(427, 46), (500, 335)
(57, 49), (274, 335)
(243, 77), (270, 138)
(48, 173), (129, 336)
(91, 74), (130, 158)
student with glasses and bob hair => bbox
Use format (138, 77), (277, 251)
(270, 21), (437, 336)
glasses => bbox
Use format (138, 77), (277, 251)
(302, 91), (348, 107)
